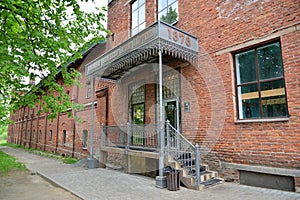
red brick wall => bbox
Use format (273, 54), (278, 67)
(175, 0), (300, 181)
(8, 0), (300, 185)
(104, 0), (300, 180)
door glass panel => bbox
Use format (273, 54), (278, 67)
(165, 101), (177, 129)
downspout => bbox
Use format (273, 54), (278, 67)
(20, 107), (25, 145)
(88, 75), (96, 168)
(29, 109), (33, 149)
(156, 23), (167, 187)
(36, 106), (40, 149)
(43, 114), (48, 152)
(72, 84), (79, 157)
(24, 107), (29, 146)
(55, 113), (60, 153)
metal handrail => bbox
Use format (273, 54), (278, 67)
(166, 121), (200, 188)
(101, 121), (200, 188)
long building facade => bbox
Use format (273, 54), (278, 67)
(8, 0), (300, 192)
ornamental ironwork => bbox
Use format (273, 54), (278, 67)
(85, 21), (199, 79)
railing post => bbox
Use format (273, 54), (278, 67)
(101, 123), (105, 147)
(121, 124), (125, 145)
(166, 120), (170, 159)
(195, 144), (200, 189)
(126, 122), (131, 150)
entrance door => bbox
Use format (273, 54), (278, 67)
(164, 99), (180, 131)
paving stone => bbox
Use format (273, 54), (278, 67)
(2, 147), (300, 200)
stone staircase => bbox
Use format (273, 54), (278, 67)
(167, 153), (223, 190)
(165, 121), (224, 190)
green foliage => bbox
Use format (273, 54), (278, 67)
(0, 143), (23, 148)
(0, 0), (108, 124)
(1, 143), (79, 164)
(160, 6), (178, 24)
(0, 151), (28, 174)
(0, 125), (7, 144)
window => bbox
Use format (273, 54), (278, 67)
(39, 130), (42, 142)
(235, 42), (288, 120)
(131, 0), (145, 35)
(86, 82), (91, 98)
(49, 130), (52, 142)
(82, 130), (88, 149)
(63, 130), (67, 144)
(162, 70), (180, 99)
(130, 83), (145, 145)
(158, 0), (178, 24)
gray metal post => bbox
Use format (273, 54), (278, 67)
(156, 49), (167, 188)
(195, 144), (200, 189)
(88, 75), (96, 169)
(166, 120), (170, 159)
(126, 122), (131, 150)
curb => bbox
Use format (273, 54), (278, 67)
(35, 171), (86, 200)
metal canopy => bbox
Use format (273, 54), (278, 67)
(85, 21), (199, 80)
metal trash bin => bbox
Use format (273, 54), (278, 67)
(164, 166), (180, 191)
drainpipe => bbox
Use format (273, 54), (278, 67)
(43, 114), (48, 152)
(156, 49), (167, 188)
(36, 106), (40, 149)
(29, 110), (33, 149)
(20, 107), (25, 145)
(88, 75), (96, 169)
(24, 108), (28, 146)
(55, 112), (60, 153)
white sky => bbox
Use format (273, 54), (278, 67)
(79, 0), (108, 27)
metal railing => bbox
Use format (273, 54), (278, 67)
(165, 120), (200, 188)
(101, 123), (158, 150)
(101, 121), (200, 188)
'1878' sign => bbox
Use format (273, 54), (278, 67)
(167, 27), (191, 47)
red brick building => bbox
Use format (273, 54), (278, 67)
(8, 0), (300, 192)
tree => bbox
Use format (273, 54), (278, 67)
(0, 0), (108, 124)
(160, 6), (178, 24)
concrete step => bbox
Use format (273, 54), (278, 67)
(168, 158), (223, 190)
(200, 178), (224, 188)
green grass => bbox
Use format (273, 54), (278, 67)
(0, 151), (27, 174)
(0, 140), (6, 144)
(1, 143), (79, 164)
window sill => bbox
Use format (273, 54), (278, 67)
(82, 148), (87, 150)
(234, 117), (289, 123)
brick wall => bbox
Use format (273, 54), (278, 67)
(8, 0), (300, 186)
(104, 0), (300, 182)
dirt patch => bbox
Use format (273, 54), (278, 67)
(0, 170), (80, 200)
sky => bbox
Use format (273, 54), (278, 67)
(79, 0), (108, 27)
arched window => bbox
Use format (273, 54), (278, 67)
(82, 130), (88, 149)
(63, 130), (67, 145)
(49, 130), (53, 142)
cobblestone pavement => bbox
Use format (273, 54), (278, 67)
(1, 146), (300, 200)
